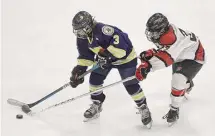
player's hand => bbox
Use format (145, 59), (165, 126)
(97, 49), (112, 69)
(135, 61), (152, 81)
(70, 65), (86, 88)
(139, 48), (157, 61)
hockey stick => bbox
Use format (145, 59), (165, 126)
(7, 64), (100, 114)
(32, 75), (136, 115)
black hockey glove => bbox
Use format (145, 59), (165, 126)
(70, 65), (87, 88)
(139, 48), (157, 62)
(97, 49), (112, 69)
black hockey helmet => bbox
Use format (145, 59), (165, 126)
(145, 13), (169, 43)
(72, 11), (94, 39)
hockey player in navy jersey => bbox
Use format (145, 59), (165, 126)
(135, 13), (205, 125)
(69, 11), (152, 127)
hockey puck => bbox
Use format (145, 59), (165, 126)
(16, 114), (23, 119)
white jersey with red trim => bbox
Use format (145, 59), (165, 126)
(149, 24), (205, 71)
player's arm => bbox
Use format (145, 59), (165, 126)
(76, 39), (95, 68)
(141, 31), (186, 71)
(136, 33), (185, 81)
(149, 42), (187, 71)
(149, 50), (175, 71)
(70, 38), (95, 88)
(136, 47), (178, 81)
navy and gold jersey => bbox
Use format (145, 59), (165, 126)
(76, 22), (137, 68)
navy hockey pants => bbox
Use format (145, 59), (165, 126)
(89, 66), (146, 107)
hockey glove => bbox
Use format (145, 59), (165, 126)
(70, 65), (87, 88)
(135, 61), (152, 81)
(139, 48), (157, 62)
(97, 49), (112, 69)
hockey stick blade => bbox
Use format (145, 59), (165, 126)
(7, 98), (26, 107)
(7, 98), (32, 114)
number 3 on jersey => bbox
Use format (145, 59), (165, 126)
(113, 35), (119, 44)
(179, 28), (197, 42)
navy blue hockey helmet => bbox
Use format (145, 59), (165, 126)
(145, 13), (169, 43)
(72, 11), (94, 39)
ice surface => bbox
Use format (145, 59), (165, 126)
(2, 0), (215, 136)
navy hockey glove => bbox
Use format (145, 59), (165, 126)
(70, 65), (87, 88)
(139, 48), (157, 62)
(97, 49), (112, 69)
(135, 61), (152, 81)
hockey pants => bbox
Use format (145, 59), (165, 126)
(89, 66), (146, 107)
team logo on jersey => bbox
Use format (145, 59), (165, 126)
(102, 26), (114, 36)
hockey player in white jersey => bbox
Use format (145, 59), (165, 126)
(135, 13), (205, 125)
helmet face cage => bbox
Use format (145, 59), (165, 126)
(145, 26), (168, 43)
(73, 25), (92, 39)
(73, 29), (87, 39)
(145, 28), (161, 42)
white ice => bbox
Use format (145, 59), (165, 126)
(2, 0), (215, 136)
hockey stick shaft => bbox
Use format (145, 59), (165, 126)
(28, 65), (99, 107)
(27, 83), (70, 107)
(37, 75), (136, 113)
(7, 65), (100, 109)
